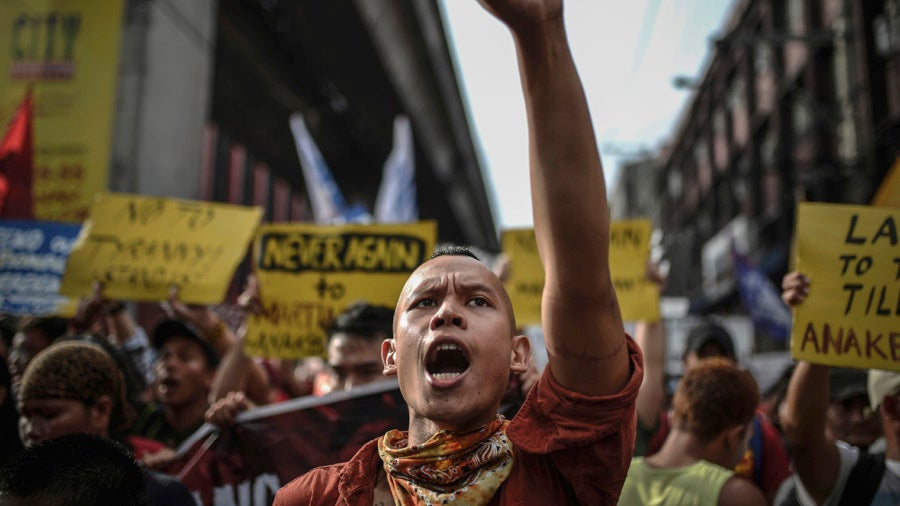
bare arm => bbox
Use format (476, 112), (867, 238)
(717, 476), (767, 506)
(635, 263), (666, 427)
(779, 271), (841, 504)
(481, 0), (628, 394)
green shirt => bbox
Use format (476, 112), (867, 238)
(618, 458), (733, 506)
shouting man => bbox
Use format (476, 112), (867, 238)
(275, 0), (642, 504)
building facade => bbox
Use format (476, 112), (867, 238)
(645, 0), (900, 311)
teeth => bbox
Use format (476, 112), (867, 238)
(438, 343), (459, 351)
(433, 372), (462, 381)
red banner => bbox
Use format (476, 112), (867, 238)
(169, 381), (407, 506)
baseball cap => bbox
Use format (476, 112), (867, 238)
(683, 321), (735, 360)
(152, 320), (219, 369)
(868, 369), (900, 411)
(828, 367), (869, 403)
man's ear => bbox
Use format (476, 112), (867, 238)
(382, 339), (397, 376)
(510, 334), (531, 374)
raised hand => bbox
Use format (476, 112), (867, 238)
(164, 285), (219, 335)
(477, 0), (562, 32)
(781, 271), (810, 309)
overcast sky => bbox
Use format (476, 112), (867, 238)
(440, 0), (734, 230)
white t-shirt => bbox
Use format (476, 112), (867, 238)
(793, 440), (900, 506)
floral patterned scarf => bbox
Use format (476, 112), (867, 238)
(377, 416), (514, 505)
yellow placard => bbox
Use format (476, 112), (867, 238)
(501, 219), (658, 326)
(872, 156), (900, 208)
(245, 222), (437, 359)
(610, 219), (659, 322)
(792, 202), (900, 371)
(501, 228), (544, 327)
(0, 0), (125, 222)
(60, 193), (262, 303)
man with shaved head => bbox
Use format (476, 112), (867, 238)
(275, 0), (642, 504)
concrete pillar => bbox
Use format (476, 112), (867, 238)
(109, 0), (217, 199)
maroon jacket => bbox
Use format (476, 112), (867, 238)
(275, 337), (643, 505)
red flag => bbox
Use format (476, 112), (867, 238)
(0, 89), (34, 219)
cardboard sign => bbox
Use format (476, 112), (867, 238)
(609, 219), (659, 322)
(60, 193), (262, 303)
(501, 219), (658, 326)
(245, 222), (436, 358)
(0, 0), (125, 222)
(792, 202), (900, 371)
(501, 228), (544, 327)
(0, 219), (80, 315)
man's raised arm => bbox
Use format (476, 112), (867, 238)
(480, 0), (630, 395)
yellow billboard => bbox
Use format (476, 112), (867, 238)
(245, 222), (437, 359)
(792, 202), (900, 371)
(0, 0), (124, 221)
(60, 193), (262, 303)
(501, 219), (658, 327)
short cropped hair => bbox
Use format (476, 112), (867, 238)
(671, 358), (759, 443)
(0, 433), (149, 506)
(328, 302), (394, 342)
(430, 244), (482, 262)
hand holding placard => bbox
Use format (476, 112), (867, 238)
(792, 203), (900, 371)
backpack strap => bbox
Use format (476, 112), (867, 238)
(838, 451), (886, 506)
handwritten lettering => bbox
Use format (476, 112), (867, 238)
(514, 282), (543, 297)
(800, 322), (900, 360)
(259, 233), (425, 273)
(841, 283), (900, 316)
(256, 302), (335, 330)
(245, 330), (326, 358)
(845, 214), (899, 245)
(94, 265), (192, 292)
(610, 226), (643, 249)
(84, 235), (223, 265)
(613, 277), (638, 292)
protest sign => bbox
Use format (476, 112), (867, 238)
(59, 193), (262, 303)
(501, 219), (658, 326)
(0, 0), (124, 222)
(792, 202), (900, 371)
(609, 219), (659, 321)
(245, 222), (436, 358)
(0, 219), (79, 315)
(500, 228), (544, 326)
(172, 381), (408, 506)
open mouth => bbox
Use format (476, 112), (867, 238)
(158, 377), (179, 394)
(426, 343), (470, 381)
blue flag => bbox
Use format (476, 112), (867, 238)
(733, 248), (791, 342)
(374, 116), (417, 223)
(290, 114), (371, 225)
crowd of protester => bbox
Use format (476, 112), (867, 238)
(2, 0), (899, 504)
